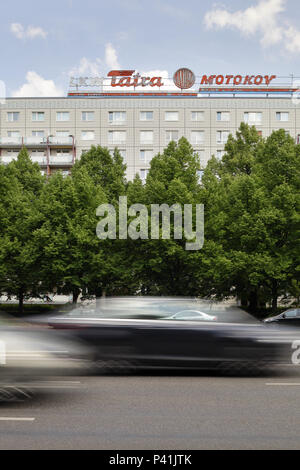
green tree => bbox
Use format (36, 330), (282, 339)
(0, 148), (45, 313)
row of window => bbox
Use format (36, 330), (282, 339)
(4, 111), (292, 123)
(4, 129), (227, 144)
(5, 128), (292, 145)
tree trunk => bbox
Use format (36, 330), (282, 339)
(18, 289), (24, 315)
(249, 289), (258, 313)
(72, 288), (80, 304)
(271, 279), (278, 313)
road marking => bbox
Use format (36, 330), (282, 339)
(266, 383), (300, 386)
(0, 417), (35, 421)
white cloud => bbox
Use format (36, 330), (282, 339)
(69, 57), (102, 76)
(12, 71), (63, 97)
(10, 22), (47, 39)
(204, 0), (300, 53)
(10, 23), (23, 39)
(69, 43), (120, 79)
(105, 43), (120, 69)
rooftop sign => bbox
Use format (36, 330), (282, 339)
(68, 69), (298, 96)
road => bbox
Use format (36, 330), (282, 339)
(1, 372), (300, 449)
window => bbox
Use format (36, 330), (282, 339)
(81, 130), (95, 140)
(31, 150), (46, 156)
(118, 149), (126, 159)
(32, 112), (45, 121)
(193, 149), (204, 160)
(284, 310), (297, 318)
(197, 170), (204, 183)
(191, 111), (204, 121)
(140, 169), (149, 183)
(217, 131), (230, 144)
(56, 131), (70, 137)
(140, 149), (153, 163)
(165, 111), (179, 121)
(7, 112), (19, 122)
(108, 130), (126, 144)
(191, 131), (204, 145)
(56, 112), (70, 121)
(216, 150), (225, 160)
(81, 111), (94, 121)
(276, 112), (289, 122)
(244, 112), (262, 123)
(217, 111), (230, 122)
(32, 130), (45, 137)
(7, 131), (20, 138)
(108, 111), (126, 123)
(56, 149), (70, 157)
(110, 149), (126, 159)
(140, 111), (153, 121)
(166, 130), (179, 143)
(140, 130), (153, 144)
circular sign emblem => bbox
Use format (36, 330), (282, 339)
(173, 68), (195, 89)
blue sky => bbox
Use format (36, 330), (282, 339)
(2, 0), (300, 96)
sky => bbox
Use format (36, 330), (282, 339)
(2, 0), (300, 96)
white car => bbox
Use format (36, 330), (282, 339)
(166, 310), (217, 322)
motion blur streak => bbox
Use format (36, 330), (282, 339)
(0, 314), (91, 401)
(41, 297), (300, 376)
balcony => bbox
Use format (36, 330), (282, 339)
(0, 137), (22, 147)
(49, 155), (73, 166)
(31, 155), (47, 165)
(49, 136), (74, 146)
(0, 136), (75, 148)
(1, 155), (18, 164)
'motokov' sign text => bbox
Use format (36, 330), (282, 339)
(200, 74), (277, 86)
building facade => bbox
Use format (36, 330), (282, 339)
(0, 95), (299, 181)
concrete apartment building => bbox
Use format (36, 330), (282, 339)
(0, 70), (299, 181)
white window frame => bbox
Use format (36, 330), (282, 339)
(56, 112), (70, 122)
(140, 168), (149, 183)
(7, 131), (20, 138)
(140, 130), (154, 144)
(276, 112), (289, 122)
(216, 131), (230, 144)
(166, 130), (179, 143)
(244, 112), (262, 124)
(108, 130), (127, 144)
(7, 112), (20, 122)
(140, 111), (153, 121)
(32, 130), (45, 137)
(108, 111), (126, 123)
(81, 111), (95, 122)
(56, 130), (70, 137)
(140, 149), (153, 163)
(191, 111), (204, 122)
(217, 111), (230, 122)
(81, 130), (95, 141)
(191, 131), (204, 145)
(165, 111), (179, 121)
(32, 112), (45, 122)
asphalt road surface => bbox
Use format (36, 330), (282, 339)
(1, 371), (300, 450)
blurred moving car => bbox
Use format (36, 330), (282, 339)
(44, 298), (300, 375)
(165, 310), (217, 321)
(0, 315), (90, 401)
(263, 308), (300, 326)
